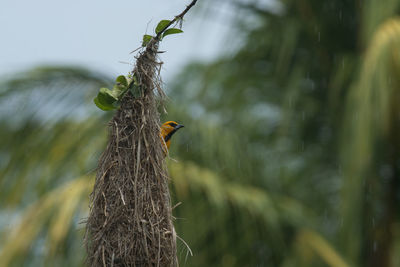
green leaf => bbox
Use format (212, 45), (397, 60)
(111, 85), (125, 99)
(130, 84), (142, 98)
(142, 35), (153, 47)
(132, 74), (139, 85)
(162, 28), (183, 38)
(155, 20), (171, 34)
(98, 87), (118, 105)
(116, 75), (128, 87)
(128, 73), (139, 90)
(112, 100), (121, 109)
(94, 87), (119, 111)
(94, 97), (115, 111)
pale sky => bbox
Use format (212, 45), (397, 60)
(0, 0), (236, 83)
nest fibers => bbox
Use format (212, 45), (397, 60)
(85, 40), (177, 266)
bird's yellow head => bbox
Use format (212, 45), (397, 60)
(160, 121), (184, 150)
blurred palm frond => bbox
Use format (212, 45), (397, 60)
(0, 176), (92, 267)
(341, 17), (400, 263)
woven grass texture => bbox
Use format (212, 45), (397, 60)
(85, 39), (176, 266)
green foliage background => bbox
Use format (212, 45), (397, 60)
(1, 0), (400, 266)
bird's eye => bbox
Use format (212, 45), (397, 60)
(169, 122), (177, 127)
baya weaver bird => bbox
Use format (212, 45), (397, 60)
(160, 121), (184, 152)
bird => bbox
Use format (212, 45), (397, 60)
(160, 121), (184, 152)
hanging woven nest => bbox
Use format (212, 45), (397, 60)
(85, 37), (176, 267)
(85, 3), (197, 265)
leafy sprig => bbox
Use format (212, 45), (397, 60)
(141, 20), (183, 47)
(94, 74), (142, 111)
(94, 0), (198, 111)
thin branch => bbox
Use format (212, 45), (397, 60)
(130, 0), (198, 54)
(154, 0), (198, 41)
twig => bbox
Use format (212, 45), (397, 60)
(131, 0), (198, 54)
(154, 0), (198, 41)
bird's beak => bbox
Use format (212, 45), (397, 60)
(175, 124), (184, 130)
